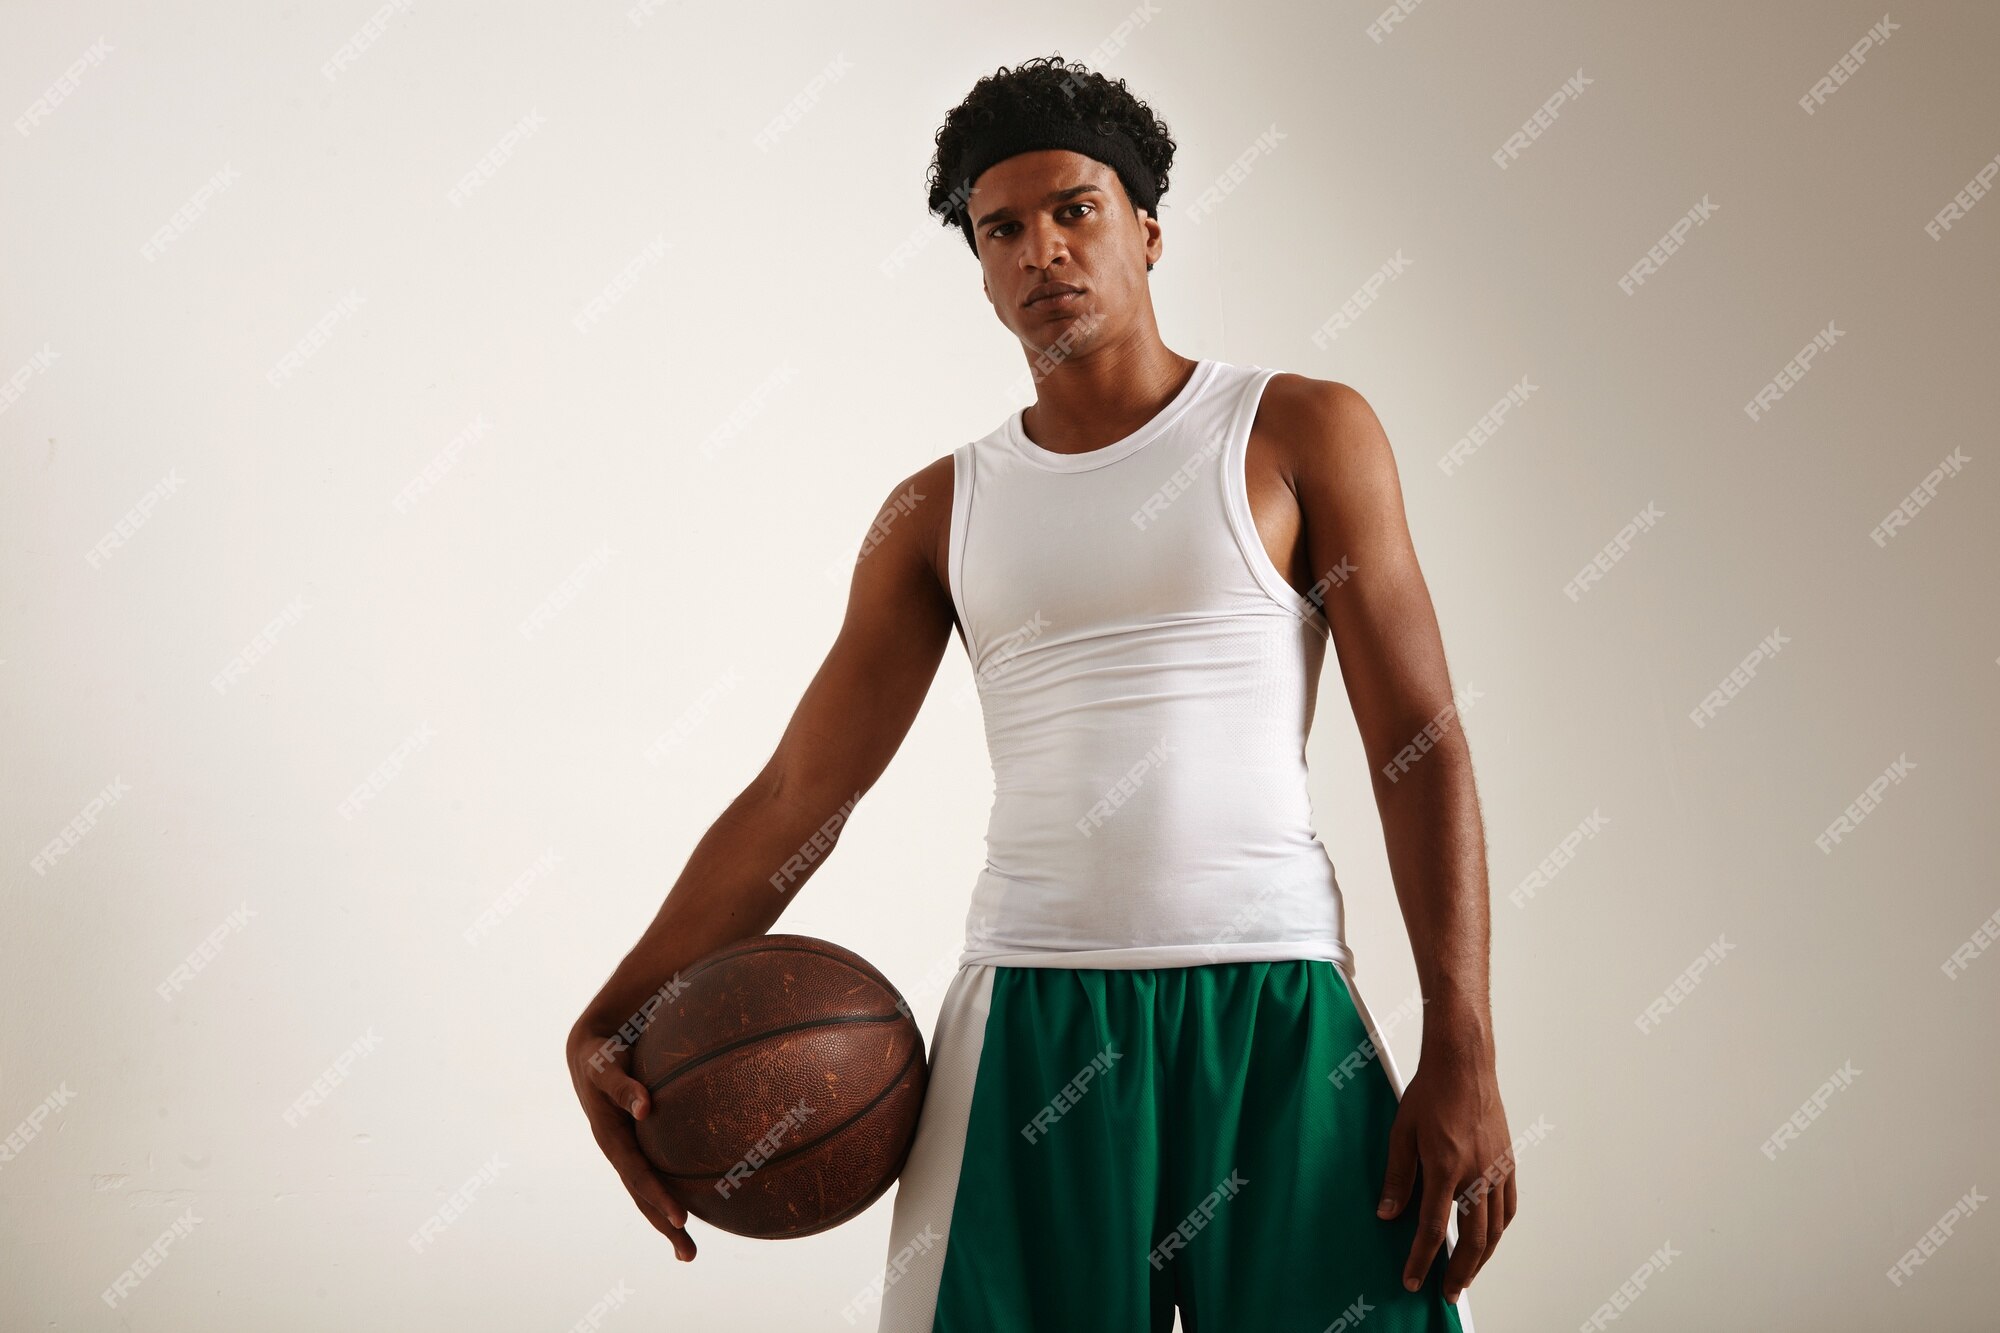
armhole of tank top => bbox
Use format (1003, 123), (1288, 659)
(1221, 368), (1329, 630)
(946, 442), (975, 659)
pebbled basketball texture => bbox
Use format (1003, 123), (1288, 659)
(630, 934), (928, 1239)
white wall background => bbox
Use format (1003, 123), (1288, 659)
(4, 1), (1997, 1329)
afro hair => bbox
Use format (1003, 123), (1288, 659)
(926, 54), (1178, 259)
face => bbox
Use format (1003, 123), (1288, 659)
(969, 149), (1163, 361)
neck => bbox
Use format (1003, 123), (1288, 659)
(1019, 340), (1198, 456)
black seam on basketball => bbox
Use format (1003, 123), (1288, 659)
(642, 1012), (910, 1095)
(658, 1039), (925, 1184)
(805, 1107), (922, 1234)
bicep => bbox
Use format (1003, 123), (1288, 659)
(1294, 383), (1458, 767)
(761, 461), (958, 806)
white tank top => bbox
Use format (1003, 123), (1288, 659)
(945, 358), (1352, 973)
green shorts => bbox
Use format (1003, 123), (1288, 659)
(869, 959), (1473, 1332)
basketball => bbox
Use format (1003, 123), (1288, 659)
(630, 934), (928, 1239)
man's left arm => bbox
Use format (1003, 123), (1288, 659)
(1283, 377), (1517, 1305)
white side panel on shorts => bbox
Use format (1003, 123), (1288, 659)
(872, 964), (997, 1333)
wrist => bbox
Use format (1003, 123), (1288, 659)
(1421, 993), (1494, 1055)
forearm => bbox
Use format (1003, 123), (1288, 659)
(572, 773), (858, 1033)
(1371, 740), (1494, 1058)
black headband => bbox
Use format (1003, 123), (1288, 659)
(950, 121), (1159, 254)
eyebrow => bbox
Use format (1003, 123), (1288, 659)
(972, 183), (1105, 231)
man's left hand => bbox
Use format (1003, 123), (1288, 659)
(1376, 1040), (1517, 1303)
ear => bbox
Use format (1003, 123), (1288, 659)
(1139, 206), (1164, 271)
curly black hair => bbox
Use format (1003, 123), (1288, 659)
(926, 55), (1177, 263)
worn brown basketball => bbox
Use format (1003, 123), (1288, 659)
(630, 934), (928, 1239)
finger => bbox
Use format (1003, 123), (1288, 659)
(582, 1044), (652, 1120)
(585, 1108), (694, 1243)
(631, 1185), (699, 1261)
(589, 1115), (689, 1230)
(1467, 1171), (1512, 1285)
(617, 1152), (691, 1232)
(577, 1090), (689, 1225)
(1377, 1112), (1418, 1220)
(634, 1184), (700, 1261)
(1442, 1187), (1487, 1302)
(1401, 1169), (1454, 1293)
(1503, 1167), (1518, 1227)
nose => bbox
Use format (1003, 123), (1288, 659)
(1017, 214), (1069, 273)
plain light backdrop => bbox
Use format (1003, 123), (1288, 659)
(4, 1), (1997, 1329)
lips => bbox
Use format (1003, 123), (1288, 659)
(1026, 283), (1083, 306)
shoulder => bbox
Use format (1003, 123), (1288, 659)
(1254, 372), (1394, 480)
(862, 453), (957, 591)
(898, 451), (957, 505)
(865, 452), (954, 537)
(1258, 371), (1382, 439)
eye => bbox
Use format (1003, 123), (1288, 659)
(985, 203), (1095, 241)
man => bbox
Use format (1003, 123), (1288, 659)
(568, 54), (1514, 1332)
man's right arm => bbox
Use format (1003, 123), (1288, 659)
(564, 452), (960, 1260)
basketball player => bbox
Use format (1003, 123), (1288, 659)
(567, 54), (1514, 1332)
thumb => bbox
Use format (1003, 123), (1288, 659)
(583, 1045), (652, 1120)
(1378, 1110), (1417, 1219)
(614, 1071), (652, 1121)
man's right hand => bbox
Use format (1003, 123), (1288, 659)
(565, 1017), (698, 1262)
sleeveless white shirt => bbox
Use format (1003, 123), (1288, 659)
(945, 358), (1352, 973)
